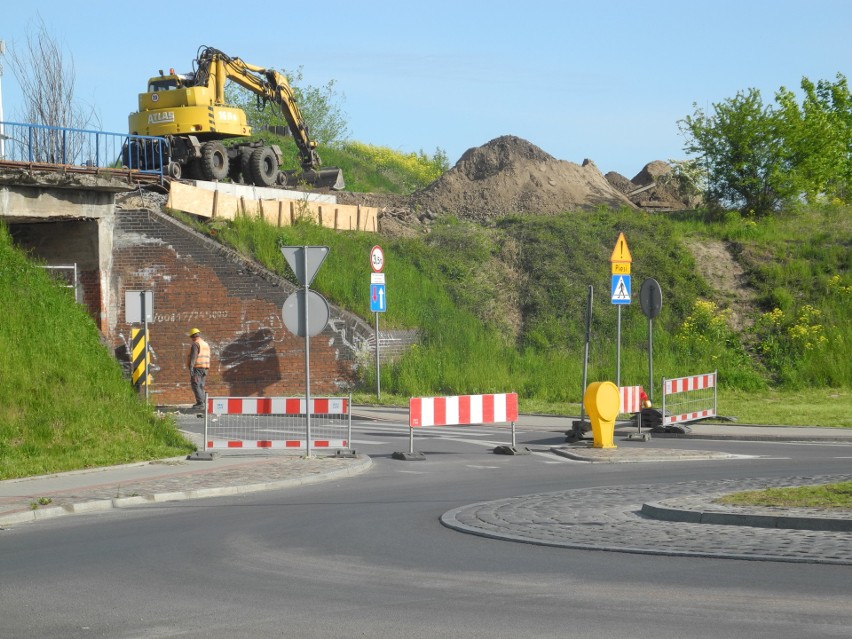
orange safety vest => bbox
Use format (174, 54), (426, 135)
(191, 338), (211, 369)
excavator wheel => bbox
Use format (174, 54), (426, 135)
(201, 142), (229, 181)
(249, 147), (279, 187)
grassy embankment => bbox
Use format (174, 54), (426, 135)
(197, 150), (851, 427)
(0, 226), (194, 479)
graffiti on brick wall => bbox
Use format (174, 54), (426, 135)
(218, 316), (284, 396)
(153, 310), (230, 323)
(327, 318), (373, 363)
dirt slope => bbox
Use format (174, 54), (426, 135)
(685, 238), (757, 330)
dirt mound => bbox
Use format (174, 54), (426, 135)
(605, 161), (700, 211)
(410, 135), (634, 221)
(631, 160), (673, 186)
(604, 171), (635, 195)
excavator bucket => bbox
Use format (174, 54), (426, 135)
(282, 167), (346, 191)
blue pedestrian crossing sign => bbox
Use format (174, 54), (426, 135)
(370, 283), (387, 312)
(611, 274), (631, 304)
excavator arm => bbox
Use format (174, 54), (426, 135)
(192, 47), (321, 172)
(188, 46), (343, 189)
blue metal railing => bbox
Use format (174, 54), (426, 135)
(0, 121), (169, 180)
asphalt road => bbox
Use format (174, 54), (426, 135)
(1, 416), (851, 638)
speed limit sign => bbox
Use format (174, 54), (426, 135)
(370, 245), (385, 273)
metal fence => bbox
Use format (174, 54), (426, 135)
(40, 264), (79, 303)
(0, 120), (167, 178)
(661, 371), (717, 426)
(203, 396), (352, 453)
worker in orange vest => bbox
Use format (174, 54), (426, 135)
(187, 328), (211, 410)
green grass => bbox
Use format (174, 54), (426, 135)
(716, 388), (852, 427)
(189, 197), (851, 414)
(716, 482), (852, 509)
(0, 227), (195, 480)
(265, 135), (448, 194)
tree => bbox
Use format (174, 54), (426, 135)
(679, 89), (793, 217)
(776, 74), (852, 204)
(679, 75), (852, 217)
(224, 66), (348, 146)
(7, 16), (96, 162)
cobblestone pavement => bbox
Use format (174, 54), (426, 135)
(441, 474), (852, 565)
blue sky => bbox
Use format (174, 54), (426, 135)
(1, 1), (849, 178)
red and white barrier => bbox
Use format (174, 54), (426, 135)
(399, 393), (520, 458)
(664, 373), (715, 395)
(204, 396), (351, 452)
(661, 371), (717, 425)
(208, 396), (348, 415)
(206, 439), (345, 449)
(619, 385), (645, 414)
(409, 393), (518, 427)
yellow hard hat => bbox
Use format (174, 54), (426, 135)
(188, 328), (201, 337)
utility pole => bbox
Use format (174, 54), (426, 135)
(0, 40), (6, 159)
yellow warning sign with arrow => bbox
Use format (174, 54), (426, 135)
(610, 232), (632, 274)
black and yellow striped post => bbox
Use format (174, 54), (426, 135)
(131, 327), (151, 390)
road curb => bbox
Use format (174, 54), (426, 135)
(550, 446), (746, 463)
(641, 499), (852, 532)
(0, 455), (372, 528)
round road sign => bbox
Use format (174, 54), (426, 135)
(639, 278), (663, 319)
(282, 290), (330, 337)
(370, 245), (385, 272)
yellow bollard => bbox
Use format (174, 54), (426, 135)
(584, 381), (620, 449)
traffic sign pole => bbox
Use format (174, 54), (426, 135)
(303, 248), (312, 458)
(616, 305), (621, 387)
(640, 278), (663, 402)
(280, 245), (332, 459)
(370, 246), (386, 400)
(610, 233), (633, 388)
(375, 312), (381, 400)
(579, 285), (593, 427)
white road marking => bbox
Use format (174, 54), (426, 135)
(532, 451), (578, 462)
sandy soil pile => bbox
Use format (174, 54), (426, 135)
(336, 135), (699, 236)
(410, 135), (634, 221)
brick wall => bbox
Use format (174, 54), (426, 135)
(106, 209), (374, 406)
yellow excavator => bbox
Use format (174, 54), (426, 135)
(127, 46), (344, 190)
